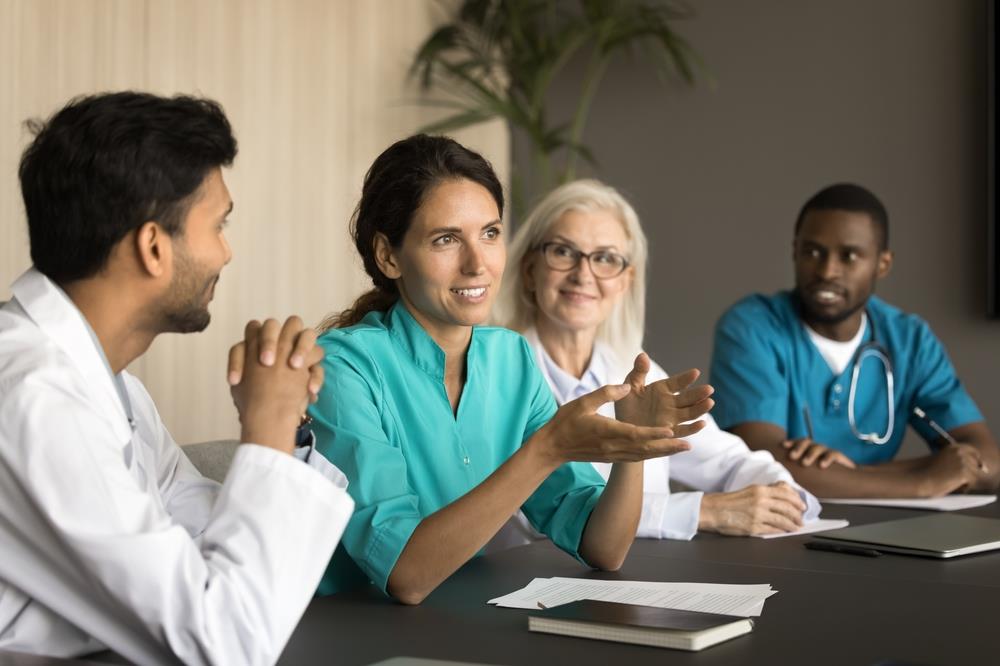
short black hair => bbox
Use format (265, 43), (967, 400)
(794, 183), (889, 250)
(18, 91), (238, 284)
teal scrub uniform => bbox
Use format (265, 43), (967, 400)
(710, 292), (982, 465)
(310, 302), (606, 595)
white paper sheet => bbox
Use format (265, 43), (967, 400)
(820, 495), (996, 511)
(755, 518), (850, 539)
(488, 577), (776, 617)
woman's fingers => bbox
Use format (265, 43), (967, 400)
(669, 396), (715, 423)
(661, 368), (701, 393)
(670, 420), (708, 439)
(623, 353), (651, 390)
(770, 482), (807, 512)
(575, 383), (631, 414)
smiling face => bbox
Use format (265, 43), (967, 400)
(378, 178), (505, 343)
(525, 207), (633, 338)
(159, 167), (234, 333)
(793, 208), (892, 340)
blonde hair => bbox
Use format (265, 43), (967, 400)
(493, 179), (648, 358)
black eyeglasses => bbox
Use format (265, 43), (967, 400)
(537, 242), (630, 279)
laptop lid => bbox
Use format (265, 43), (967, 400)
(816, 513), (1000, 558)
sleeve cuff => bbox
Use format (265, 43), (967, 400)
(236, 443), (350, 496)
(366, 515), (422, 596)
(291, 434), (349, 490)
(640, 491), (703, 541)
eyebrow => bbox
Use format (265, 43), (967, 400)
(800, 239), (868, 253)
(550, 234), (621, 252)
(221, 201), (234, 218)
(427, 219), (502, 236)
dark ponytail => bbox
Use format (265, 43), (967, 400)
(320, 134), (503, 331)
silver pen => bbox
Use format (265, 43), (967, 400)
(912, 406), (987, 473)
(912, 406), (957, 445)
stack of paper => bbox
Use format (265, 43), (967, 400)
(755, 518), (849, 539)
(489, 577), (776, 617)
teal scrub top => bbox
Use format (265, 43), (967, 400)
(710, 292), (983, 465)
(310, 301), (606, 596)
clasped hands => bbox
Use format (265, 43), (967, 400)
(537, 353), (714, 465)
(227, 316), (325, 454)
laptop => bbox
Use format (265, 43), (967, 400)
(814, 513), (1000, 558)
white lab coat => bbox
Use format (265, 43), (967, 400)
(0, 268), (354, 665)
(487, 329), (819, 550)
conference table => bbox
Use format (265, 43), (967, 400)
(278, 501), (1000, 666)
(2, 501), (997, 666)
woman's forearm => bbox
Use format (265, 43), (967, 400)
(387, 433), (560, 605)
(578, 461), (643, 570)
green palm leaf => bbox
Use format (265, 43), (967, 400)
(409, 0), (707, 216)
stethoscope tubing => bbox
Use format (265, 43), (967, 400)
(846, 310), (895, 445)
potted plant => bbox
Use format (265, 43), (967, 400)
(411, 0), (705, 214)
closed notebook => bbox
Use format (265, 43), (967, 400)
(528, 600), (753, 652)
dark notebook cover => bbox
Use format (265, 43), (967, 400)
(531, 599), (745, 632)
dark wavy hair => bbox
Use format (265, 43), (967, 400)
(321, 134), (503, 330)
(19, 91), (237, 283)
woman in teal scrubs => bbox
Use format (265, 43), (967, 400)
(310, 135), (713, 604)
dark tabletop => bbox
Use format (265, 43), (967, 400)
(5, 502), (997, 666)
(279, 501), (1000, 666)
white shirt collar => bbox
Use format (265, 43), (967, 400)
(523, 327), (611, 404)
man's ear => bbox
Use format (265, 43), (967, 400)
(877, 249), (893, 279)
(135, 221), (172, 278)
(373, 232), (401, 280)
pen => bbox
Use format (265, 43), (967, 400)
(912, 406), (957, 445)
(802, 405), (815, 441)
(912, 407), (987, 473)
(913, 407), (986, 473)
(805, 540), (882, 558)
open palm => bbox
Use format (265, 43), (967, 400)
(614, 353), (714, 439)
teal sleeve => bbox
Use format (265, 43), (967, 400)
(310, 344), (420, 597)
(906, 319), (983, 445)
(516, 337), (605, 562)
(710, 303), (791, 432)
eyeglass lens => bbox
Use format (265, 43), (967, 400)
(542, 243), (627, 278)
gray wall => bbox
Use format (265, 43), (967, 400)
(514, 0), (997, 451)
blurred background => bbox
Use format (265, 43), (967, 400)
(1, 0), (995, 455)
(0, 0), (508, 443)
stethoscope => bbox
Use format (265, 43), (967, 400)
(846, 311), (895, 445)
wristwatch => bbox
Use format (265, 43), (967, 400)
(295, 414), (315, 461)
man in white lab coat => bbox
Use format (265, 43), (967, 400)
(0, 92), (354, 665)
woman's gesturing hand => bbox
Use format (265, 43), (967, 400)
(614, 353), (714, 439)
(532, 384), (681, 466)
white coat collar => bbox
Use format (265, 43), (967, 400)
(10, 267), (133, 443)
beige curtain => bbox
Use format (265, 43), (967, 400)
(0, 0), (509, 443)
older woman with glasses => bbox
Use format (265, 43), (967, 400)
(490, 179), (820, 546)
